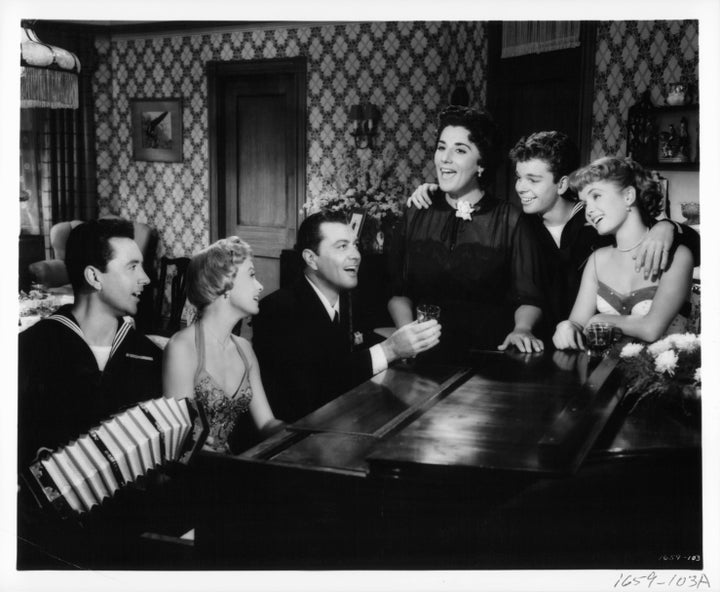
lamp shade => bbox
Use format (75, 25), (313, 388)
(20, 24), (81, 109)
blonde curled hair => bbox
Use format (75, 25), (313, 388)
(187, 236), (252, 317)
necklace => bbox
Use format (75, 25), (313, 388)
(204, 323), (232, 348)
(615, 229), (649, 252)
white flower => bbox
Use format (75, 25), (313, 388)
(647, 337), (673, 356)
(694, 367), (701, 384)
(456, 200), (473, 221)
(654, 349), (679, 375)
(620, 342), (644, 358)
(669, 332), (700, 352)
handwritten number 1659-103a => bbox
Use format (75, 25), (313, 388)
(613, 572), (711, 589)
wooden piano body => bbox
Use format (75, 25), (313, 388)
(193, 350), (702, 569)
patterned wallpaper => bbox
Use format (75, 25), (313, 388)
(590, 20), (699, 160)
(92, 19), (698, 259)
(93, 21), (487, 259)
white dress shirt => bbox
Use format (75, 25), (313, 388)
(304, 275), (388, 375)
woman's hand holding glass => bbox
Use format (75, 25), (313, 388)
(552, 320), (586, 350)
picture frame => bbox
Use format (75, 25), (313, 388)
(130, 98), (183, 162)
(348, 208), (366, 240)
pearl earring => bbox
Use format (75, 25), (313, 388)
(626, 206), (632, 212)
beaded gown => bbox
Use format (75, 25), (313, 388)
(192, 322), (256, 454)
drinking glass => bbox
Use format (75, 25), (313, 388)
(584, 322), (622, 357)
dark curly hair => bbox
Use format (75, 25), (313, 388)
(65, 218), (135, 293)
(508, 131), (580, 201)
(435, 105), (501, 191)
(568, 157), (664, 227)
(295, 210), (350, 256)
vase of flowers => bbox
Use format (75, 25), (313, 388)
(302, 145), (406, 253)
(618, 333), (701, 426)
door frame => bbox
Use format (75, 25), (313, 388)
(486, 21), (597, 200)
(207, 57), (307, 243)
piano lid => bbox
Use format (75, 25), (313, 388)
(367, 350), (625, 476)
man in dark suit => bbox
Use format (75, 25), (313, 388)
(253, 210), (441, 423)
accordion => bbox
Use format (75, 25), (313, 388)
(25, 397), (207, 517)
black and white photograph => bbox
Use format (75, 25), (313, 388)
(2, 1), (719, 591)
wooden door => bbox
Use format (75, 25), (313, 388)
(486, 22), (596, 205)
(208, 58), (306, 297)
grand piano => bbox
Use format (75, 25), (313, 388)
(192, 348), (702, 570)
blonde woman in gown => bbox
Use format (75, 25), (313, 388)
(553, 157), (693, 350)
(163, 237), (283, 453)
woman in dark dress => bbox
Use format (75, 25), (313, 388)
(388, 106), (545, 360)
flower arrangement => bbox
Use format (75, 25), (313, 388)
(302, 145), (406, 229)
(19, 286), (59, 317)
(618, 333), (701, 418)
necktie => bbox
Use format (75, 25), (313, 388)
(333, 310), (340, 325)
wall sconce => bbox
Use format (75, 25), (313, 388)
(349, 102), (381, 149)
(450, 81), (470, 107)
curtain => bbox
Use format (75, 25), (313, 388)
(35, 25), (98, 256)
(501, 22), (581, 58)
(20, 110), (42, 235)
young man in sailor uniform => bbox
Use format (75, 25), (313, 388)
(17, 218), (174, 568)
(18, 218), (161, 467)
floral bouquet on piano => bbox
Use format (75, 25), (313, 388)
(301, 145), (406, 251)
(618, 333), (701, 421)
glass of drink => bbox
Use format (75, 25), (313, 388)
(584, 322), (622, 357)
(416, 304), (441, 322)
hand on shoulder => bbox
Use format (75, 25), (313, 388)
(408, 183), (438, 209)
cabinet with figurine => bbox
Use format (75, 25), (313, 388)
(626, 91), (699, 171)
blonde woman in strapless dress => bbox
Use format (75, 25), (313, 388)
(163, 237), (283, 453)
(553, 157), (693, 350)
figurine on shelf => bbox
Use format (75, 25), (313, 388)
(667, 123), (677, 154)
(678, 117), (690, 159)
(658, 121), (689, 163)
(627, 92), (656, 164)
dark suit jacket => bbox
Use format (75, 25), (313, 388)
(252, 276), (382, 423)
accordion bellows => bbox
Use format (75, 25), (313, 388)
(27, 397), (207, 516)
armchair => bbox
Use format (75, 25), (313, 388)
(27, 220), (83, 292)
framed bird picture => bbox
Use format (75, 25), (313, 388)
(130, 98), (183, 162)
